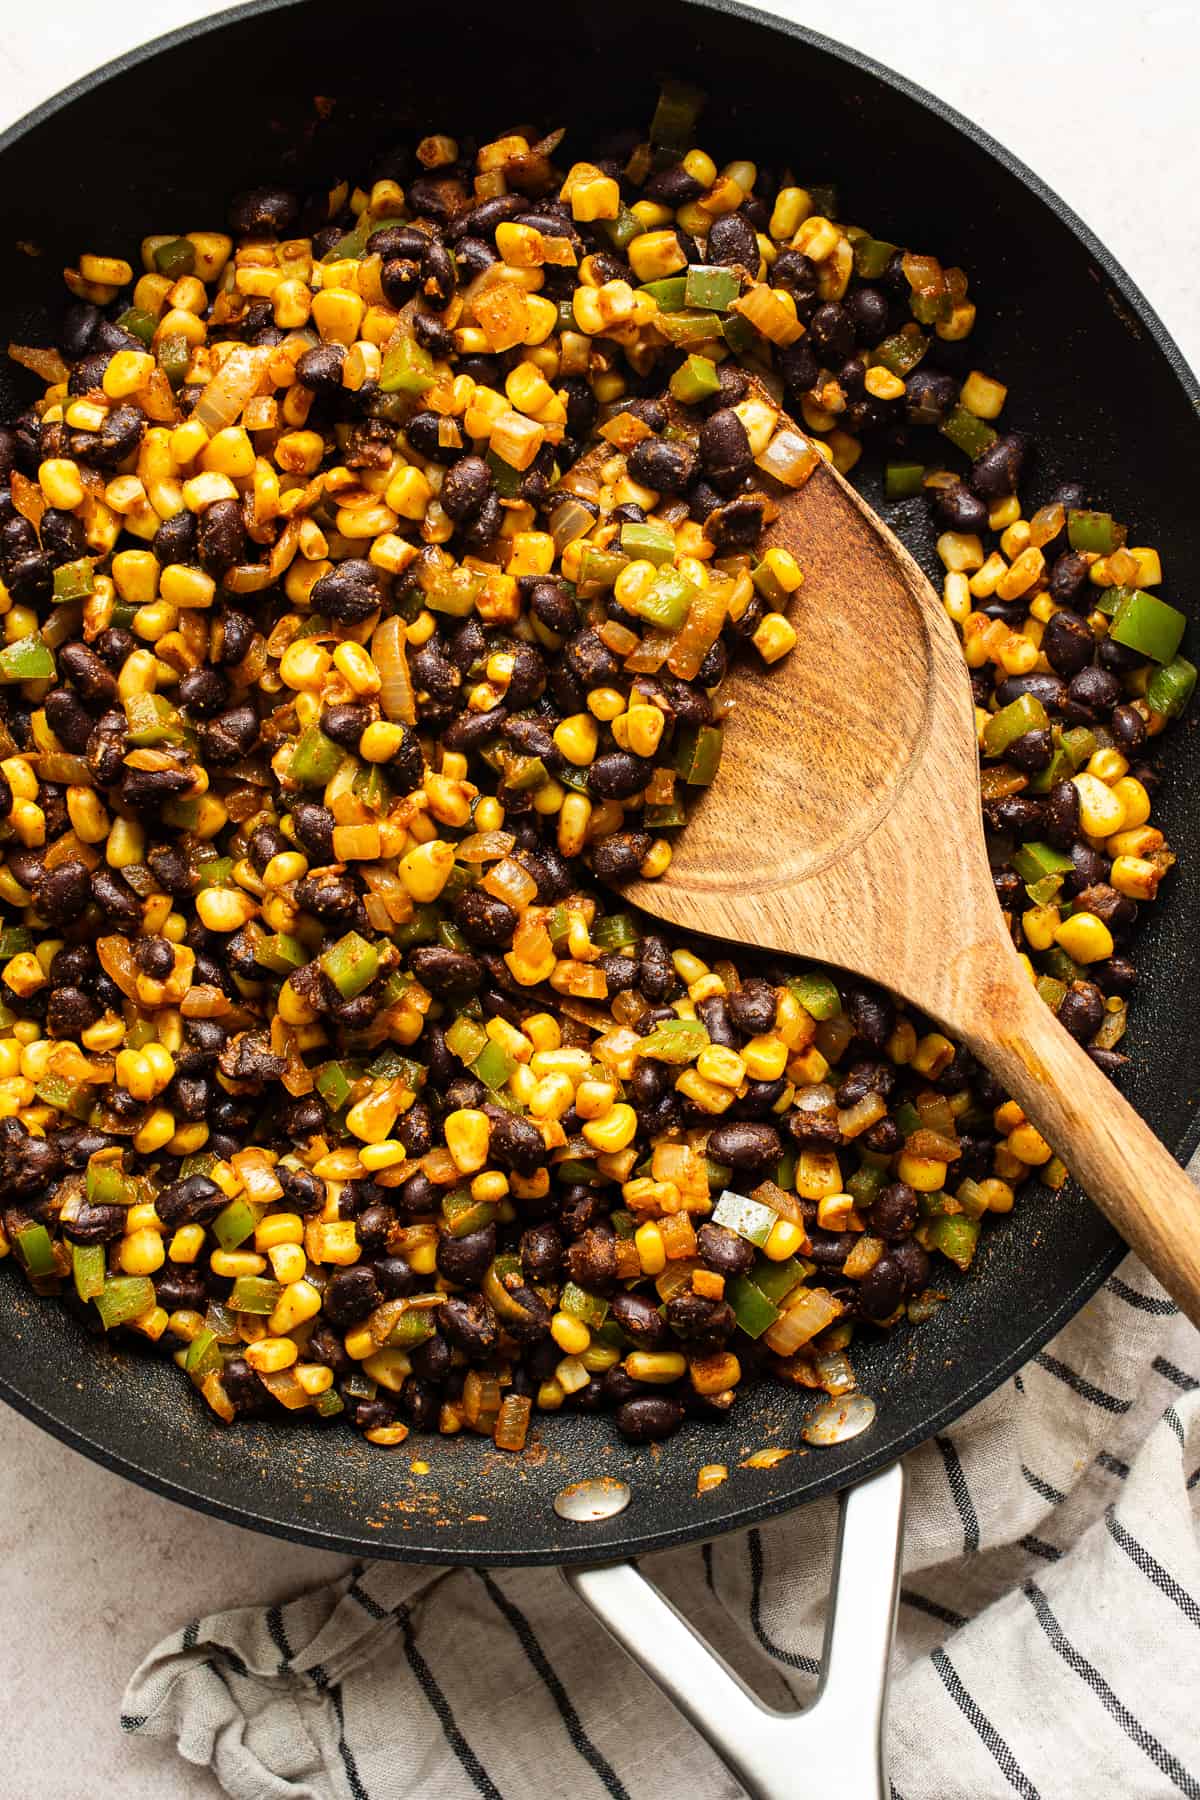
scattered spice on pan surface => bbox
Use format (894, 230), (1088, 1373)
(0, 83), (1188, 1450)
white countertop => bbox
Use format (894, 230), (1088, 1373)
(0, 4), (1196, 1795)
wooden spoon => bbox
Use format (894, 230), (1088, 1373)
(614, 419), (1200, 1323)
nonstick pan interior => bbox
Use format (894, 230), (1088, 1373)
(0, 0), (1196, 1564)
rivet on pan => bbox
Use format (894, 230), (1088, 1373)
(554, 1477), (632, 1522)
(801, 1393), (877, 1446)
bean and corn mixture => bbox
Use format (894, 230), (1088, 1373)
(0, 86), (1191, 1454)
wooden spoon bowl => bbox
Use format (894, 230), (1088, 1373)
(620, 429), (1200, 1322)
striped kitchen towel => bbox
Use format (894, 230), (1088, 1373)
(122, 1247), (1200, 1800)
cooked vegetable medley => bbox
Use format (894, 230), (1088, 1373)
(0, 86), (1189, 1451)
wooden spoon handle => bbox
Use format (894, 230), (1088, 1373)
(949, 943), (1200, 1325)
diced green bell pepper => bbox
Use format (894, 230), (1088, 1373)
(940, 405), (998, 459)
(443, 1188), (498, 1237)
(713, 1189), (777, 1247)
(386, 1309), (439, 1348)
(0, 636), (55, 682)
(685, 265), (740, 311)
(391, 904), (439, 949)
(471, 1039), (515, 1091)
(1148, 654), (1197, 720)
(874, 332), (928, 378)
(632, 566), (697, 630)
(321, 932), (379, 1001)
(445, 1014), (489, 1064)
(593, 911), (638, 951)
(674, 722), (723, 785)
(655, 309), (725, 349)
(644, 800), (687, 828)
(885, 461), (926, 500)
(72, 1242), (106, 1304)
(157, 333), (191, 388)
(154, 237), (196, 279)
(853, 237), (898, 279)
(598, 206), (645, 253)
(52, 558), (95, 602)
(212, 1197), (261, 1251)
(0, 926), (32, 959)
(846, 1162), (887, 1208)
(928, 1213), (980, 1269)
(1109, 589), (1186, 665)
(255, 933), (307, 976)
(15, 1223), (56, 1278)
(788, 971), (841, 1020)
(1067, 510), (1124, 556)
(1041, 946), (1083, 985)
(727, 1274), (780, 1338)
(290, 725), (342, 786)
(313, 1387), (345, 1417)
(94, 1275), (155, 1330)
(485, 449), (524, 498)
(115, 304), (158, 346)
(639, 276), (687, 312)
(982, 692), (1049, 758)
(1035, 974), (1068, 1012)
(315, 1060), (360, 1112)
(195, 856), (234, 890)
(576, 545), (629, 591)
(230, 1275), (283, 1313)
(86, 1161), (137, 1206)
(650, 79), (706, 150)
(753, 1256), (806, 1306)
(669, 353), (722, 406)
(1061, 726), (1098, 768)
(35, 1073), (92, 1119)
(637, 1017), (709, 1063)
(380, 334), (436, 396)
(125, 691), (185, 747)
(1011, 841), (1075, 884)
(184, 1325), (223, 1382)
(560, 1281), (609, 1327)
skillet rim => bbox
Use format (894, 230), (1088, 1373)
(0, 0), (1195, 1564)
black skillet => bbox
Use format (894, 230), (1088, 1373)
(0, 6), (1196, 1775)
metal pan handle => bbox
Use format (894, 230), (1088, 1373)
(561, 1461), (905, 1800)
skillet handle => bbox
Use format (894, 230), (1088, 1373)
(561, 1460), (904, 1800)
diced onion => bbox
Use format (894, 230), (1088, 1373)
(193, 344), (271, 435)
(801, 1392), (877, 1445)
(755, 427), (820, 489)
(549, 497), (598, 553)
(372, 614), (417, 725)
(455, 830), (516, 863)
(8, 342), (68, 384)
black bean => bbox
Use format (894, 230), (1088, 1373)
(1098, 638), (1145, 676)
(697, 994), (738, 1049)
(996, 673), (1067, 713)
(528, 578), (576, 637)
(43, 688), (92, 755)
(588, 753), (654, 801)
(86, 710), (125, 785)
(46, 986), (102, 1038)
(1094, 955), (1137, 997)
(698, 408), (753, 495)
(215, 610), (256, 667)
(1110, 705), (1147, 754)
(845, 986), (895, 1048)
(202, 703), (259, 765)
(59, 639), (118, 706)
(969, 433), (1026, 500)
(628, 438), (698, 495)
(519, 1222), (563, 1284)
(934, 483), (989, 534)
(589, 831), (652, 881)
(483, 1107), (545, 1176)
(707, 1121), (781, 1172)
(90, 865), (141, 926)
(1009, 728), (1053, 773)
(1067, 666), (1121, 717)
(845, 285), (890, 346)
(291, 802), (335, 862)
(858, 1256), (906, 1321)
(729, 977), (777, 1036)
(176, 665), (227, 719)
(869, 1182), (918, 1243)
(310, 557), (382, 623)
(1048, 551), (1089, 608)
(891, 1238), (931, 1293)
(453, 889), (517, 949)
(611, 1290), (670, 1348)
(39, 506), (86, 565)
(409, 945), (483, 991)
(296, 343), (346, 394)
(705, 211), (758, 268)
(1042, 611), (1095, 678)
(809, 302), (855, 363)
(64, 1200), (127, 1245)
(1057, 980), (1105, 1043)
(441, 454), (493, 520)
(156, 1173), (223, 1228)
(230, 186), (298, 236)
(904, 368), (959, 426)
(778, 339), (820, 397)
(1043, 779), (1081, 847)
(616, 1395), (685, 1442)
(319, 702), (372, 749)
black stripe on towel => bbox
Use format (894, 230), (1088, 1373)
(1154, 1357), (1199, 1393)
(931, 1646), (1042, 1799)
(395, 1601), (502, 1800)
(1021, 1464), (1067, 1507)
(1034, 1352), (1132, 1414)
(1105, 1508), (1200, 1631)
(900, 1589), (968, 1631)
(936, 1436), (981, 1552)
(478, 1570), (630, 1800)
(747, 1529), (820, 1674)
(1107, 1276), (1177, 1317)
(1024, 1582), (1200, 1800)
